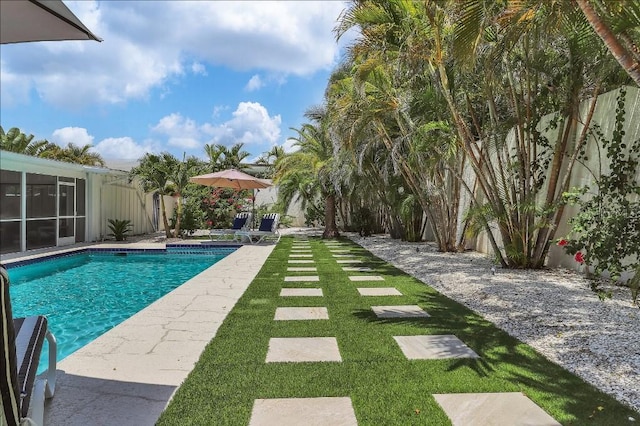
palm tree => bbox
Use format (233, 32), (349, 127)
(0, 126), (50, 156)
(575, 0), (640, 86)
(41, 143), (105, 166)
(129, 153), (175, 238)
(169, 154), (200, 237)
(255, 145), (285, 178)
(204, 142), (251, 171)
(275, 108), (340, 238)
(334, 1), (465, 250)
(450, 0), (629, 267)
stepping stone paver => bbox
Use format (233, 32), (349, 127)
(290, 254), (313, 257)
(274, 307), (329, 320)
(284, 276), (320, 282)
(333, 254), (355, 257)
(288, 260), (314, 264)
(393, 335), (478, 359)
(343, 267), (372, 272)
(266, 337), (342, 362)
(249, 397), (357, 426)
(349, 275), (384, 281)
(372, 305), (430, 318)
(357, 287), (402, 296)
(287, 267), (317, 272)
(336, 259), (363, 264)
(291, 249), (312, 252)
(330, 249), (352, 252)
(433, 392), (561, 426)
(280, 288), (323, 297)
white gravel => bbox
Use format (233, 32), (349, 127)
(348, 234), (640, 414)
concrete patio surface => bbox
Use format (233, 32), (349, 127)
(5, 241), (276, 425)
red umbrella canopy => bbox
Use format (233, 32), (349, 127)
(189, 168), (271, 190)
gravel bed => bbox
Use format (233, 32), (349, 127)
(349, 234), (640, 414)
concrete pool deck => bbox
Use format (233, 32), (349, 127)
(3, 240), (275, 425)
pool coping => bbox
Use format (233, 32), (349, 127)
(4, 241), (276, 425)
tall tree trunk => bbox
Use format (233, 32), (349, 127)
(160, 194), (172, 238)
(323, 193), (340, 238)
(174, 194), (182, 238)
(576, 0), (640, 86)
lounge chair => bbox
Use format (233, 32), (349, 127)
(235, 213), (281, 244)
(209, 212), (252, 242)
(1, 265), (57, 426)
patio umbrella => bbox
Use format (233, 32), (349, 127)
(1, 0), (102, 44)
(189, 168), (272, 229)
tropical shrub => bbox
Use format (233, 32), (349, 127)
(562, 89), (640, 303)
(107, 219), (132, 241)
(202, 188), (252, 229)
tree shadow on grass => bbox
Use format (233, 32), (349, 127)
(349, 291), (639, 424)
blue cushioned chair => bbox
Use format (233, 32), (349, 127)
(234, 213), (281, 244)
(209, 212), (252, 242)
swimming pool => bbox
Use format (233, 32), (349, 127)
(5, 246), (235, 370)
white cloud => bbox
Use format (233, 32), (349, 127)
(151, 102), (281, 155)
(212, 105), (229, 118)
(282, 138), (300, 153)
(0, 61), (31, 108)
(191, 62), (207, 76)
(93, 136), (155, 161)
(207, 102), (281, 146)
(51, 127), (94, 146)
(151, 113), (202, 149)
(245, 74), (264, 92)
(0, 1), (345, 109)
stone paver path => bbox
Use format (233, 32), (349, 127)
(266, 337), (342, 362)
(251, 237), (562, 426)
(280, 288), (323, 297)
(357, 287), (402, 296)
(393, 335), (479, 359)
(371, 305), (430, 318)
(284, 275), (320, 282)
(349, 275), (384, 281)
(274, 307), (329, 320)
(249, 397), (358, 426)
(288, 259), (314, 263)
(433, 393), (561, 426)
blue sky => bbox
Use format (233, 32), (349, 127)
(0, 1), (351, 169)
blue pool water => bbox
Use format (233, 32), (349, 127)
(6, 247), (235, 370)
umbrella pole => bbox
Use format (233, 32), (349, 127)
(252, 189), (256, 230)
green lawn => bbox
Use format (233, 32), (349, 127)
(157, 237), (637, 425)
